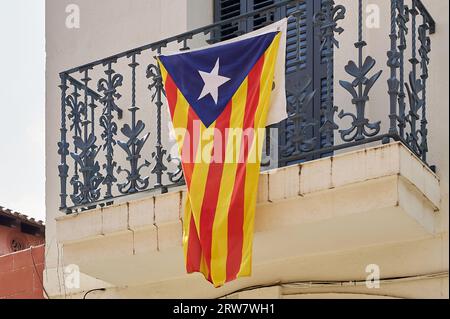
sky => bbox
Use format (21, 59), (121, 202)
(0, 0), (45, 221)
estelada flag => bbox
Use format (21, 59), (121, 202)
(158, 19), (287, 287)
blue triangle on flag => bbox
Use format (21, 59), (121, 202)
(159, 32), (277, 127)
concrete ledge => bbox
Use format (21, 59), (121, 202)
(53, 142), (441, 289)
(56, 142), (439, 244)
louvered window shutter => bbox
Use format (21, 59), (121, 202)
(213, 0), (332, 165)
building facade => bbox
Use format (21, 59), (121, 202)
(45, 0), (448, 298)
(0, 207), (44, 256)
(0, 207), (45, 299)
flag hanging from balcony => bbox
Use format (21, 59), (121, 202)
(157, 19), (287, 287)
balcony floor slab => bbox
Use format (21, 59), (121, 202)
(51, 142), (441, 296)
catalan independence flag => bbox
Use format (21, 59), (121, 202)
(158, 21), (285, 287)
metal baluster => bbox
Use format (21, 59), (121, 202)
(397, 0), (409, 139)
(70, 68), (103, 206)
(405, 0), (421, 155)
(314, 0), (345, 148)
(88, 93), (103, 204)
(323, 0), (337, 148)
(82, 69), (90, 142)
(418, 11), (431, 162)
(386, 0), (400, 142)
(58, 74), (69, 210)
(117, 52), (151, 194)
(338, 0), (382, 142)
(179, 35), (192, 51)
(90, 95), (96, 137)
(98, 60), (123, 200)
(147, 50), (168, 192)
(281, 9), (317, 161)
(67, 84), (81, 199)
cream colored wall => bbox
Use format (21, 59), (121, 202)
(421, 0), (450, 236)
(332, 0), (449, 299)
(45, 0), (213, 296)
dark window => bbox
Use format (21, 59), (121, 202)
(0, 215), (15, 228)
(21, 223), (42, 236)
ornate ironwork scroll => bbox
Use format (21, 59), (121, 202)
(314, 0), (346, 147)
(147, 61), (168, 190)
(69, 68), (103, 205)
(396, 0), (410, 138)
(98, 60), (123, 199)
(117, 52), (151, 194)
(417, 10), (431, 162)
(58, 74), (69, 209)
(281, 76), (317, 157)
(338, 0), (382, 142)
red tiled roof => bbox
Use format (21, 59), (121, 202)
(0, 206), (44, 230)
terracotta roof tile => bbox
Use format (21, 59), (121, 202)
(0, 206), (45, 229)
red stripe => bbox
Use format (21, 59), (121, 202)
(164, 75), (177, 117)
(186, 212), (202, 273)
(226, 54), (265, 282)
(183, 109), (201, 273)
(166, 77), (201, 273)
(165, 73), (199, 187)
(165, 74), (196, 185)
(198, 101), (233, 281)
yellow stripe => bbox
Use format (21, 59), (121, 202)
(172, 91), (190, 155)
(199, 252), (209, 279)
(182, 196), (191, 262)
(159, 61), (190, 156)
(183, 199), (210, 280)
(209, 79), (248, 286)
(159, 60), (168, 83)
(238, 33), (281, 278)
(188, 120), (216, 233)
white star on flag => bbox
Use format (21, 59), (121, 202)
(197, 58), (230, 104)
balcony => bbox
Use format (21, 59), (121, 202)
(50, 0), (443, 298)
(57, 0), (436, 213)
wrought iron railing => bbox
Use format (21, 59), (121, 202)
(58, 0), (435, 213)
